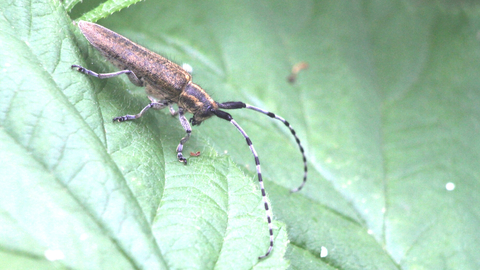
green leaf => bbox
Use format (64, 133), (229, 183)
(76, 0), (145, 22)
(2, 0), (480, 269)
(64, 0), (81, 12)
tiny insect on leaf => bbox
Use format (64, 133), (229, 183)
(190, 151), (201, 157)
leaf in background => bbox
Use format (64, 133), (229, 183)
(2, 0), (480, 269)
(76, 0), (145, 22)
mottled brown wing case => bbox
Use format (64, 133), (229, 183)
(78, 21), (191, 99)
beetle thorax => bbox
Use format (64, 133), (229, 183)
(178, 82), (218, 125)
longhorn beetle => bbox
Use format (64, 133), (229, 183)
(71, 21), (308, 259)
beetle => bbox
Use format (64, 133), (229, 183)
(71, 21), (308, 259)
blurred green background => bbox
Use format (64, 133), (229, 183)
(1, 0), (479, 269)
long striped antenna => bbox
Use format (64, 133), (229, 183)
(211, 109), (274, 259)
(218, 102), (308, 193)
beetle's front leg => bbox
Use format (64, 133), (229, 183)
(176, 107), (191, 164)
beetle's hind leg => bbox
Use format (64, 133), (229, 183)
(71, 65), (145, 87)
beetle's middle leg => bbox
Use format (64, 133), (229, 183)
(169, 105), (179, 117)
(113, 100), (170, 122)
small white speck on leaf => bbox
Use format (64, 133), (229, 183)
(446, 182), (455, 191)
(44, 249), (64, 261)
(182, 63), (193, 74)
(320, 246), (328, 257)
